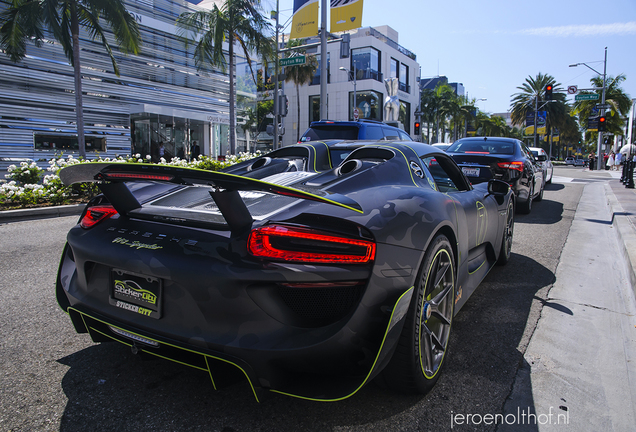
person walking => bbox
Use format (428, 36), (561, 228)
(614, 151), (622, 171)
(607, 152), (615, 171)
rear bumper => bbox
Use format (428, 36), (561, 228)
(56, 233), (416, 401)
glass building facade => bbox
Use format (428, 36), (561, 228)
(0, 0), (258, 170)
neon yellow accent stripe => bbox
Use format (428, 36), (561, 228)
(468, 259), (487, 275)
(374, 145), (420, 187)
(69, 308), (260, 402)
(270, 286), (414, 402)
(419, 248), (454, 379)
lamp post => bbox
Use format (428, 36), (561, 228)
(570, 47), (607, 170)
(339, 65), (357, 120)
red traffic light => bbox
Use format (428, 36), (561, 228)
(545, 85), (553, 100)
(414, 122), (421, 135)
(598, 116), (607, 131)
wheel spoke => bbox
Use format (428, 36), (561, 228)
(432, 259), (451, 289)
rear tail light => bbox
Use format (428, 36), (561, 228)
(80, 204), (118, 229)
(497, 161), (524, 172)
(248, 225), (375, 264)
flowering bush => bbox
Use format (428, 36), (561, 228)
(0, 151), (263, 209)
(5, 161), (44, 185)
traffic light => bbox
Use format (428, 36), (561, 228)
(598, 116), (606, 131)
(545, 84), (553, 100)
(414, 121), (421, 135)
(279, 94), (288, 116)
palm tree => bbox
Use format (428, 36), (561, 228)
(284, 38), (317, 142)
(572, 74), (631, 139)
(177, 0), (273, 155)
(420, 88), (437, 144)
(510, 73), (568, 146)
(1, 0), (141, 158)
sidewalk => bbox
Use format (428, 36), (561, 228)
(501, 170), (636, 431)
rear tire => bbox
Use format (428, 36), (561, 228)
(380, 235), (455, 394)
(518, 185), (533, 214)
(497, 199), (514, 265)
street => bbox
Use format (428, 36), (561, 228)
(0, 167), (632, 431)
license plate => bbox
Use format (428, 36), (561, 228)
(462, 167), (480, 177)
(110, 270), (162, 319)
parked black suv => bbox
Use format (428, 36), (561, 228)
(299, 119), (412, 143)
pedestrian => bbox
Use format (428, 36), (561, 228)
(614, 151), (622, 170)
(607, 152), (615, 170)
(588, 153), (595, 171)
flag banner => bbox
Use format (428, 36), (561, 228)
(330, 0), (364, 33)
(291, 0), (319, 39)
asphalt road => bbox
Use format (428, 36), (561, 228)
(0, 176), (585, 432)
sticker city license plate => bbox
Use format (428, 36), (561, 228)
(110, 270), (162, 319)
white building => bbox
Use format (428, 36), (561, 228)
(280, 25), (421, 146)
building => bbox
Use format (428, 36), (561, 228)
(420, 75), (464, 97)
(0, 0), (258, 170)
(279, 25), (421, 146)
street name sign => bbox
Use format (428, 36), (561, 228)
(575, 94), (599, 101)
(595, 103), (611, 110)
(280, 56), (306, 67)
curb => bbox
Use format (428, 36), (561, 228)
(0, 203), (85, 223)
(604, 182), (636, 296)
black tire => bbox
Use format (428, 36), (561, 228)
(380, 235), (455, 394)
(534, 181), (544, 202)
(518, 185), (533, 214)
(497, 199), (514, 265)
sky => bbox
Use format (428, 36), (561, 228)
(262, 0), (636, 115)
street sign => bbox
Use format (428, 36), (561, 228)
(575, 94), (599, 101)
(280, 56), (306, 67)
(353, 107), (359, 121)
(595, 103), (611, 110)
(567, 85), (578, 95)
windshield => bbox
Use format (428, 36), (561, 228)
(447, 140), (516, 155)
(301, 126), (358, 142)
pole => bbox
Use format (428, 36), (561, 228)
(596, 47), (607, 170)
(353, 63), (357, 118)
(534, 94), (538, 148)
(320, 0), (327, 120)
(627, 99), (636, 162)
(273, 0), (280, 150)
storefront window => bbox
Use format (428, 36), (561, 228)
(349, 90), (382, 121)
(309, 95), (327, 123)
(390, 58), (398, 80)
(131, 113), (206, 162)
(34, 134), (106, 152)
(399, 63), (409, 93)
(310, 53), (330, 86)
(352, 47), (381, 81)
(399, 101), (411, 134)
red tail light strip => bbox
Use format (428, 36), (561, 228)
(80, 204), (118, 229)
(248, 225), (376, 264)
(497, 161), (524, 172)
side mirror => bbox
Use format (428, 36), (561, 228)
(537, 155), (547, 162)
(488, 179), (510, 196)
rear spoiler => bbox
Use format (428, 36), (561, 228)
(60, 163), (362, 231)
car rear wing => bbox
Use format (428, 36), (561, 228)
(60, 163), (362, 231)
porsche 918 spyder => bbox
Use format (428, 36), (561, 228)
(56, 141), (515, 402)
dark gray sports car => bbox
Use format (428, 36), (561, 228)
(56, 141), (514, 402)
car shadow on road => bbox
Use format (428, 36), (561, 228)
(55, 252), (556, 431)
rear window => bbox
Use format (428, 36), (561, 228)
(301, 126), (359, 141)
(447, 140), (516, 155)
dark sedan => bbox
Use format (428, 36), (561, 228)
(446, 137), (544, 213)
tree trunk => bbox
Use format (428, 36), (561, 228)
(228, 32), (236, 155)
(70, 4), (85, 158)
